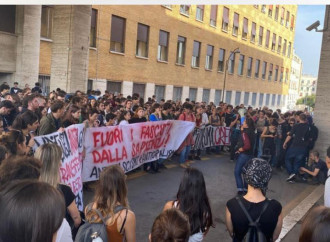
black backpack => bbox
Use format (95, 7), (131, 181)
(236, 197), (270, 242)
(75, 203), (126, 242)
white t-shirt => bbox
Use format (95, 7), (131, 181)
(324, 170), (330, 207)
(56, 219), (73, 242)
(119, 120), (129, 125)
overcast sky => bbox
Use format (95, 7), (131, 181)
(294, 5), (325, 77)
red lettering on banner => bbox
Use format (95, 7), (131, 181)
(92, 146), (128, 163)
(214, 127), (221, 145)
(140, 123), (172, 140)
(219, 127), (230, 145)
(67, 128), (78, 154)
(59, 157), (81, 183)
(92, 128), (123, 147)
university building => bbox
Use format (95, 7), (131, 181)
(287, 49), (302, 110)
(0, 5), (297, 108)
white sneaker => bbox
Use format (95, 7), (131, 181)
(286, 173), (296, 182)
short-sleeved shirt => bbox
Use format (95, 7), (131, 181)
(58, 184), (76, 224)
(223, 112), (235, 127)
(227, 197), (282, 242)
(315, 159), (328, 183)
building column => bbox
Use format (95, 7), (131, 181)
(256, 93), (260, 108)
(240, 91), (245, 105)
(248, 92), (253, 106)
(14, 5), (42, 87)
(210, 89), (215, 103)
(196, 87), (203, 102)
(145, 83), (155, 101)
(231, 90), (236, 106)
(122, 81), (133, 97)
(50, 5), (91, 93)
(182, 86), (189, 103)
(165, 85), (173, 101)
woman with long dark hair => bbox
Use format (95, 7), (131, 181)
(62, 105), (81, 128)
(163, 168), (213, 241)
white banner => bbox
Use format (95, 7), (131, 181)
(192, 126), (231, 150)
(82, 120), (195, 182)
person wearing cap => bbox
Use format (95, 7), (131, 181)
(10, 82), (22, 94)
(226, 158), (283, 242)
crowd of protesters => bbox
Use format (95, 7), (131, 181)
(0, 81), (329, 242)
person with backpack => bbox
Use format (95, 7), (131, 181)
(77, 165), (136, 242)
(226, 158), (283, 242)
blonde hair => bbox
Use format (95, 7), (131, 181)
(34, 143), (62, 188)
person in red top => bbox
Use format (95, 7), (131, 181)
(178, 103), (196, 168)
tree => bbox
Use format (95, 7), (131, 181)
(296, 94), (316, 108)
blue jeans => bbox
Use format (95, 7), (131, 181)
(180, 145), (191, 164)
(257, 137), (263, 158)
(285, 147), (306, 175)
(235, 153), (252, 191)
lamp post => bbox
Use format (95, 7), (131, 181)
(221, 47), (240, 103)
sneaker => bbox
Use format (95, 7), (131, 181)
(286, 174), (296, 182)
(180, 163), (188, 169)
(288, 180), (295, 184)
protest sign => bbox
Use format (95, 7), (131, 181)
(82, 120), (195, 182)
(34, 124), (85, 211)
(192, 126), (231, 150)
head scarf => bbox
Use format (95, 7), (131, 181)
(243, 158), (272, 194)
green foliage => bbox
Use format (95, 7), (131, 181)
(296, 94), (316, 108)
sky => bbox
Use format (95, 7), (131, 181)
(294, 5), (325, 76)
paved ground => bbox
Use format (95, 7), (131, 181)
(83, 152), (323, 242)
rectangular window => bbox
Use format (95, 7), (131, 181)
(278, 36), (282, 54)
(176, 36), (186, 65)
(110, 15), (125, 53)
(41, 6), (53, 39)
(285, 68), (289, 83)
(133, 83), (146, 99)
(136, 23), (149, 57)
(173, 87), (182, 101)
(155, 85), (165, 101)
(210, 5), (217, 27)
(90, 9), (97, 47)
(275, 5), (279, 21)
(218, 48), (225, 72)
(0, 5), (16, 34)
(87, 79), (93, 91)
(214, 90), (221, 105)
(280, 7), (285, 25)
(196, 5), (204, 21)
(242, 18), (248, 40)
(244, 92), (250, 106)
(252, 93), (257, 106)
(189, 88), (197, 102)
(272, 95), (276, 106)
(233, 13), (239, 36)
(268, 5), (273, 17)
(280, 67), (284, 82)
(255, 59), (260, 78)
(226, 91), (232, 104)
(291, 15), (295, 31)
(272, 33), (276, 51)
(180, 5), (190, 16)
(247, 57), (253, 77)
(265, 30), (270, 48)
(205, 45), (214, 70)
(259, 93), (264, 106)
(261, 5), (266, 13)
(192, 41), (201, 67)
(283, 39), (287, 55)
(202, 89), (210, 103)
(262, 61), (267, 80)
(268, 64), (273, 81)
(235, 92), (241, 105)
(107, 81), (122, 94)
(266, 94), (270, 106)
(251, 22), (256, 43)
(238, 54), (244, 75)
(286, 11), (290, 27)
(222, 7), (229, 31)
(228, 52), (236, 74)
(288, 42), (292, 57)
(274, 65), (279, 81)
(39, 75), (50, 95)
(258, 26), (263, 45)
(158, 30), (169, 61)
(277, 95), (281, 106)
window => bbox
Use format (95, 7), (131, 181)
(90, 9), (97, 47)
(226, 91), (232, 104)
(259, 93), (264, 106)
(162, 5), (172, 9)
(136, 23), (149, 57)
(258, 26), (263, 45)
(192, 41), (201, 67)
(173, 87), (182, 101)
(107, 81), (122, 93)
(38, 75), (50, 95)
(251, 22), (256, 43)
(280, 7), (285, 25)
(202, 89), (210, 103)
(180, 5), (190, 16)
(222, 7), (229, 31)
(238, 54), (244, 75)
(280, 67), (284, 82)
(244, 92), (250, 106)
(278, 36), (282, 54)
(255, 59), (260, 78)
(133, 83), (146, 98)
(272, 33), (276, 51)
(41, 6), (53, 39)
(205, 45), (214, 70)
(247, 57), (253, 77)
(242, 18), (248, 40)
(268, 5), (273, 17)
(196, 5), (204, 21)
(176, 36), (186, 65)
(158, 30), (169, 61)
(262, 61), (267, 80)
(110, 15), (126, 53)
(210, 5), (217, 26)
(291, 15), (295, 31)
(268, 64), (273, 81)
(277, 95), (281, 106)
(233, 13), (239, 36)
(218, 48), (225, 72)
(274, 65), (279, 81)
(285, 68), (289, 83)
(265, 30), (270, 48)
(275, 5), (279, 21)
(0, 5), (16, 34)
(235, 91), (241, 105)
(87, 79), (93, 91)
(228, 52), (236, 74)
(288, 42), (292, 57)
(283, 39), (287, 55)
(261, 5), (266, 13)
(252, 93), (257, 106)
(189, 88), (197, 101)
(266, 94), (270, 106)
(286, 11), (290, 27)
(215, 90), (221, 105)
(272, 95), (276, 106)
(155, 85), (165, 101)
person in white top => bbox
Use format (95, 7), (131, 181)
(118, 110), (131, 125)
(56, 219), (73, 242)
(324, 147), (330, 207)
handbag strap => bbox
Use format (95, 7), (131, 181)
(236, 197), (270, 226)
